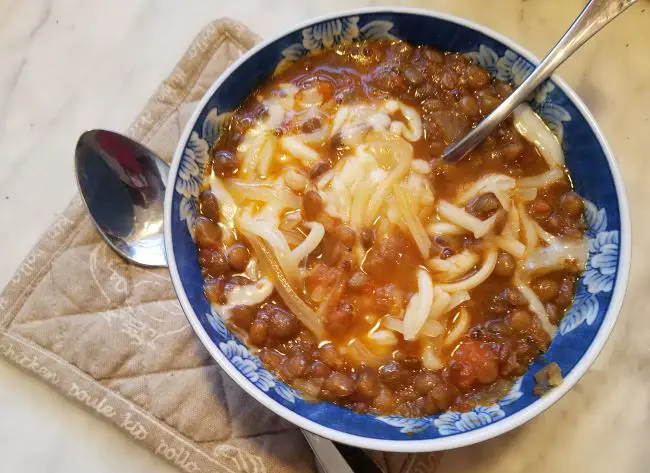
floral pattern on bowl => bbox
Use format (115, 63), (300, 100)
(377, 378), (523, 435)
(206, 305), (301, 404)
(166, 10), (627, 450)
(218, 340), (300, 404)
(559, 200), (620, 335)
(276, 16), (395, 74)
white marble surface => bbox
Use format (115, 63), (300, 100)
(0, 0), (648, 472)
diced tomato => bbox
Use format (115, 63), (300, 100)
(306, 263), (343, 296)
(295, 80), (334, 105)
(317, 81), (334, 103)
(449, 340), (500, 390)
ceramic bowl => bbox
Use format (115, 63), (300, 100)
(163, 7), (630, 452)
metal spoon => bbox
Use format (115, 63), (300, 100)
(443, 0), (637, 162)
(75, 130), (168, 267)
(74, 129), (381, 473)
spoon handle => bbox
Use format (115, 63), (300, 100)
(443, 0), (637, 162)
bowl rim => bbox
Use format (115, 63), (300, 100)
(163, 6), (631, 452)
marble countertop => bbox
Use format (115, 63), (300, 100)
(0, 0), (648, 472)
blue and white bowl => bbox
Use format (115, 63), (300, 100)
(164, 8), (631, 452)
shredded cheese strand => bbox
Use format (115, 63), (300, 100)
(437, 249), (498, 293)
(402, 269), (435, 340)
(514, 274), (556, 337)
(438, 200), (497, 238)
(364, 135), (413, 226)
(394, 186), (431, 259)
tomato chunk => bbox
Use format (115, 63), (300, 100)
(449, 340), (499, 390)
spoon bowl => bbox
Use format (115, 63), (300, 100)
(75, 130), (168, 267)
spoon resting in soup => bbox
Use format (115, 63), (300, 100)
(192, 40), (587, 417)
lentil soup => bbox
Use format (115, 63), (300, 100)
(192, 40), (587, 417)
